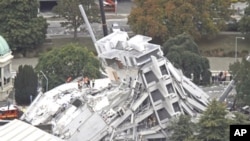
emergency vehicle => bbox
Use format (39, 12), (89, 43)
(0, 104), (20, 120)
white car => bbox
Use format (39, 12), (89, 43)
(111, 23), (121, 32)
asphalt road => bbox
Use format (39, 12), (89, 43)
(46, 1), (132, 38)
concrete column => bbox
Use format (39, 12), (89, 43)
(9, 63), (12, 84)
(1, 66), (3, 88)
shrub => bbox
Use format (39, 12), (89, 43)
(14, 65), (38, 105)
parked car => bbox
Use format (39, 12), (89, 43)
(111, 23), (121, 32)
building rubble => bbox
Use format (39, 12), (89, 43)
(20, 30), (210, 141)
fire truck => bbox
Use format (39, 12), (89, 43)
(0, 104), (21, 120)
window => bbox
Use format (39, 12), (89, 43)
(4, 65), (11, 85)
(172, 102), (181, 112)
(144, 71), (157, 84)
(151, 89), (164, 102)
(160, 65), (168, 75)
(166, 84), (174, 94)
(157, 108), (171, 120)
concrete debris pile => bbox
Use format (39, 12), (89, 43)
(20, 31), (210, 141)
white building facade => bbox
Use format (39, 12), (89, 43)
(0, 36), (13, 101)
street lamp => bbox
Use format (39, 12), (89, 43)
(40, 70), (48, 92)
(115, 0), (118, 15)
(235, 36), (245, 62)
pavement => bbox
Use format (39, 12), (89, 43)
(12, 58), (38, 72)
(208, 57), (237, 72)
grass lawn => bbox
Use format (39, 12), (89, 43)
(33, 34), (250, 58)
(197, 34), (250, 57)
(35, 37), (97, 56)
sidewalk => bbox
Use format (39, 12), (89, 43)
(208, 57), (236, 71)
(12, 58), (38, 72)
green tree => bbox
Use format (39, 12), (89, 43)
(14, 65), (38, 105)
(168, 114), (196, 141)
(53, 0), (100, 39)
(162, 33), (211, 85)
(239, 21), (250, 35)
(229, 57), (250, 106)
(128, 0), (231, 43)
(231, 111), (250, 125)
(192, 0), (229, 37)
(35, 43), (101, 89)
(0, 0), (48, 53)
(128, 0), (168, 43)
(164, 0), (198, 40)
(197, 99), (230, 141)
(238, 1), (250, 36)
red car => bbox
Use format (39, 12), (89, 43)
(103, 0), (116, 12)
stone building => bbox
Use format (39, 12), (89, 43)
(0, 36), (14, 101)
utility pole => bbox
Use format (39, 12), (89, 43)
(235, 36), (245, 62)
(40, 71), (48, 92)
(98, 0), (108, 36)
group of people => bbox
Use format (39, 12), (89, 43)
(211, 71), (232, 84)
(77, 77), (95, 91)
(218, 71), (228, 81)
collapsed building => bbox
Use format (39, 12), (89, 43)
(17, 29), (210, 141)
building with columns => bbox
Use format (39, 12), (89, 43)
(0, 36), (14, 101)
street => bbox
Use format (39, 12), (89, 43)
(46, 0), (133, 38)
